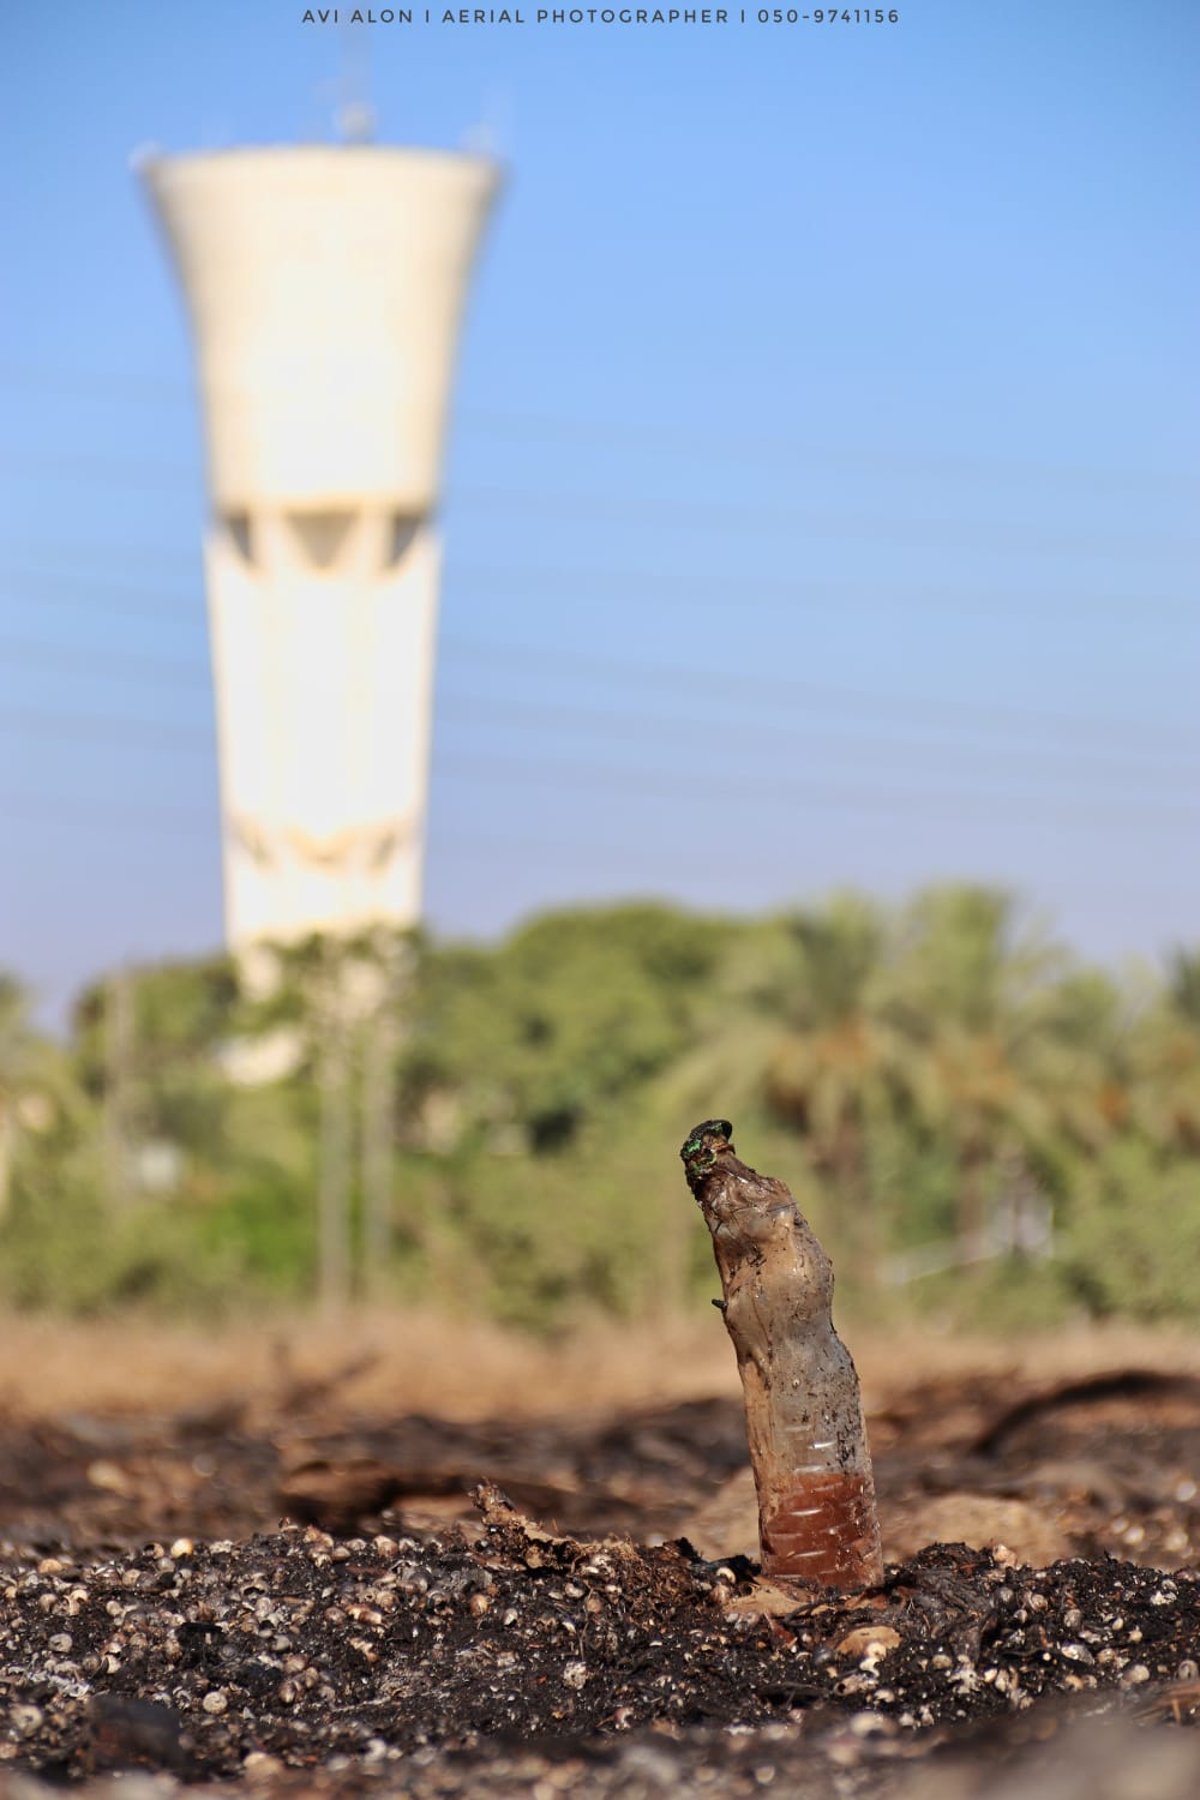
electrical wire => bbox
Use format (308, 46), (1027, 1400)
(5, 690), (1194, 793)
(5, 553), (1192, 625)
(1, 361), (1194, 491)
(1, 449), (1195, 559)
(1, 606), (1193, 759)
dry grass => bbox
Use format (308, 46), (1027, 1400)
(5, 1310), (1200, 1424)
(3, 1311), (736, 1423)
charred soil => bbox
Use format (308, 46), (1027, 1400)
(3, 1355), (1200, 1796)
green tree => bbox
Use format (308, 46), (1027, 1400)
(752, 894), (910, 1282)
(403, 903), (734, 1154)
(1130, 948), (1200, 1156)
(890, 886), (1081, 1255)
(0, 974), (79, 1221)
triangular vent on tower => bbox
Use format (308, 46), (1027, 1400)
(287, 509), (356, 570)
(387, 514), (421, 569)
(224, 512), (255, 564)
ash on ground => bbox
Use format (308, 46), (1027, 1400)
(4, 1367), (1200, 1797)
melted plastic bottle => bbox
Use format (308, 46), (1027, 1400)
(681, 1118), (884, 1590)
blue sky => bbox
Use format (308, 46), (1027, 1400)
(2, 0), (1197, 1021)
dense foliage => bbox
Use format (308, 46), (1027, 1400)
(2, 889), (1198, 1330)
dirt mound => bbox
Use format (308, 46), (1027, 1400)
(3, 1481), (1200, 1796)
(4, 1356), (1200, 1795)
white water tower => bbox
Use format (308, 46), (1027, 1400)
(143, 144), (500, 961)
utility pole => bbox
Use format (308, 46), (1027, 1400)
(104, 967), (134, 1208)
(359, 933), (411, 1301)
(316, 937), (354, 1314)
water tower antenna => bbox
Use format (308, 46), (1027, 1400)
(336, 16), (376, 143)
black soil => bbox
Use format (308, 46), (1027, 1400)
(4, 1368), (1200, 1797)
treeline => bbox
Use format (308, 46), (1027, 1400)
(2, 886), (1199, 1330)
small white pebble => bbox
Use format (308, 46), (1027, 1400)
(47, 1634), (73, 1654)
(202, 1690), (228, 1714)
(170, 1538), (194, 1559)
(849, 1712), (889, 1736)
(563, 1662), (588, 1689)
(243, 1752), (282, 1779)
(1120, 1664), (1151, 1687)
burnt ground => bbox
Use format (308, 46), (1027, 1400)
(4, 1360), (1200, 1796)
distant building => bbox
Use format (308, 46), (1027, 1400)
(143, 145), (500, 969)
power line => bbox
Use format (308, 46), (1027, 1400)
(0, 705), (213, 751)
(3, 572), (1196, 753)
(0, 792), (217, 833)
(1, 361), (1195, 492)
(1, 566), (206, 617)
(4, 633), (1194, 774)
(1, 544), (202, 576)
(4, 556), (1195, 700)
(1, 450), (1195, 559)
(0, 448), (201, 489)
(433, 695), (1200, 787)
(459, 408), (1200, 496)
(448, 560), (1194, 625)
(1, 622), (1194, 767)
(1, 745), (1195, 839)
(5, 799), (1193, 913)
(439, 635), (1198, 757)
(6, 553), (1192, 625)
(0, 635), (207, 685)
(454, 485), (1200, 561)
(4, 693), (1194, 804)
(433, 749), (1198, 830)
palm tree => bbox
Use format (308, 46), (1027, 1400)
(759, 894), (910, 1282)
(1130, 948), (1200, 1156)
(890, 886), (1089, 1257)
(0, 973), (69, 1221)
